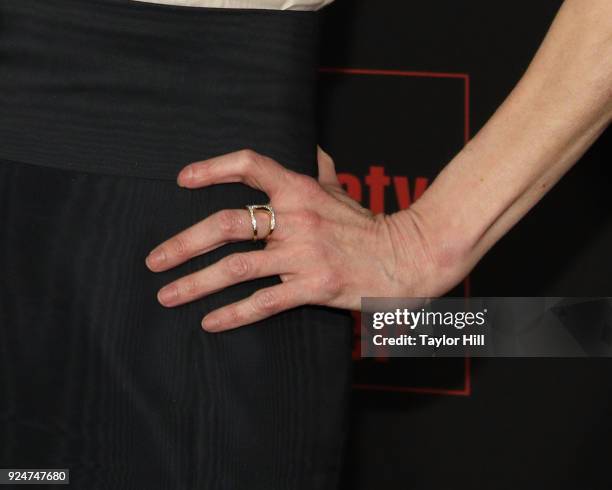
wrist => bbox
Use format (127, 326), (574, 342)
(381, 205), (472, 298)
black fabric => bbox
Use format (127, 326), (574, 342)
(0, 1), (354, 489)
(0, 0), (320, 180)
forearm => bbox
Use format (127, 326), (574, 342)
(395, 0), (612, 285)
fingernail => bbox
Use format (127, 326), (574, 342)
(157, 285), (177, 306)
(202, 315), (220, 331)
(146, 248), (165, 269)
(178, 166), (193, 186)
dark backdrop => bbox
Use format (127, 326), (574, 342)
(316, 1), (612, 489)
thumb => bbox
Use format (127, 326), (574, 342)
(317, 145), (340, 187)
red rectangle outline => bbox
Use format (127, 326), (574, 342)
(319, 66), (472, 397)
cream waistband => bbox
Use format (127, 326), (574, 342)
(131, 0), (333, 11)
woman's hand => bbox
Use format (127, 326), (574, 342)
(147, 0), (612, 333)
(145, 147), (460, 332)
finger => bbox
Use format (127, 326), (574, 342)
(156, 249), (293, 308)
(177, 149), (291, 197)
(145, 208), (277, 272)
(201, 279), (311, 332)
(317, 145), (340, 188)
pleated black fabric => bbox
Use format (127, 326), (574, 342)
(0, 1), (354, 489)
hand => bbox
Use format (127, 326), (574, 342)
(145, 147), (458, 332)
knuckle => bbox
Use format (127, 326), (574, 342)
(217, 209), (242, 235)
(182, 278), (200, 297)
(225, 253), (251, 278)
(170, 235), (190, 258)
(223, 306), (243, 325)
(226, 306), (243, 325)
(238, 149), (263, 172)
(295, 209), (322, 230)
(317, 271), (342, 297)
(295, 174), (322, 198)
(254, 289), (281, 314)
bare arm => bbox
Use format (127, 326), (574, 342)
(393, 0), (612, 291)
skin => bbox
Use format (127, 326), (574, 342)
(146, 0), (612, 332)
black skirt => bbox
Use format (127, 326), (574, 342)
(0, 1), (353, 488)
